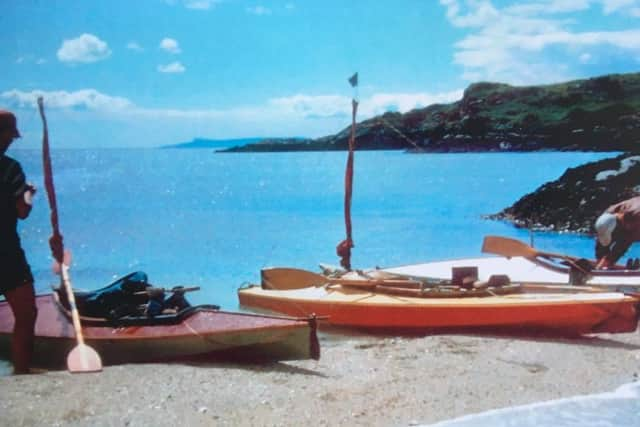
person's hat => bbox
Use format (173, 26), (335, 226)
(0, 110), (21, 138)
(595, 212), (617, 246)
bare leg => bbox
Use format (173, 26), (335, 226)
(4, 283), (37, 374)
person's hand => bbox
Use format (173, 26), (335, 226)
(49, 233), (64, 264)
(23, 183), (36, 205)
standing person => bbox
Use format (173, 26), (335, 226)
(0, 110), (38, 374)
(594, 196), (640, 269)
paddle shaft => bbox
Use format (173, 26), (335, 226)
(60, 265), (85, 345)
(134, 286), (200, 295)
(37, 98), (63, 259)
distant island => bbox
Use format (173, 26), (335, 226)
(220, 72), (640, 153)
(162, 137), (266, 149)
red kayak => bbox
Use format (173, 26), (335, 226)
(0, 288), (319, 368)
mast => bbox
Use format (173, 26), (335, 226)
(336, 72), (359, 270)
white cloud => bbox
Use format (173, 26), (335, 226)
(158, 61), (186, 73)
(165, 0), (220, 9)
(602, 0), (637, 14)
(579, 52), (592, 63)
(184, 0), (220, 9)
(1, 88), (462, 121)
(366, 91), (463, 116)
(57, 33), (111, 63)
(16, 55), (47, 65)
(440, 0), (640, 85)
(0, 88), (465, 146)
(1, 89), (132, 111)
(127, 41), (144, 52)
(160, 38), (181, 54)
(246, 5), (272, 15)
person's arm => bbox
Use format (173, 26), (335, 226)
(596, 238), (632, 269)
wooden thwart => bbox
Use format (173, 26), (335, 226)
(261, 267), (441, 290)
(259, 266), (517, 298)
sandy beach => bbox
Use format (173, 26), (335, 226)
(1, 329), (639, 427)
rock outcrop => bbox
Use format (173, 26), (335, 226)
(488, 154), (640, 233)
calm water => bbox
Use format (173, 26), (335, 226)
(11, 148), (626, 309)
(3, 148), (638, 424)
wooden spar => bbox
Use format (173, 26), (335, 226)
(337, 73), (359, 271)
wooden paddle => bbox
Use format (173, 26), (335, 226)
(38, 97), (102, 373)
(260, 267), (446, 290)
(481, 235), (584, 261)
(481, 235), (597, 274)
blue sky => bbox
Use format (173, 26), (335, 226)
(2, 0), (640, 148)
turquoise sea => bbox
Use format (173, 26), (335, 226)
(2, 148), (638, 424)
(11, 149), (632, 308)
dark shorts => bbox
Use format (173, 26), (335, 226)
(1, 247), (34, 295)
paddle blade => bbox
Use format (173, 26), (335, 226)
(67, 343), (102, 373)
(481, 235), (536, 258)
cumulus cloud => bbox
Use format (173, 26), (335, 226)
(246, 5), (272, 15)
(1, 89), (132, 111)
(57, 33), (111, 63)
(440, 0), (640, 85)
(1, 88), (462, 122)
(165, 0), (220, 9)
(579, 52), (593, 63)
(602, 0), (637, 14)
(160, 38), (181, 54)
(126, 41), (144, 52)
(158, 61), (186, 73)
(184, 0), (220, 9)
(15, 55), (47, 65)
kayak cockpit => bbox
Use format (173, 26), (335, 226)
(53, 271), (219, 327)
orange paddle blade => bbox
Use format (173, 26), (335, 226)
(481, 235), (537, 258)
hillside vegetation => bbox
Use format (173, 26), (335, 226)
(222, 72), (640, 153)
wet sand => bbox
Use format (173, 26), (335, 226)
(1, 329), (639, 427)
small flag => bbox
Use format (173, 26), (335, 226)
(348, 72), (358, 87)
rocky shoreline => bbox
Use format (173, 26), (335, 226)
(488, 153), (640, 234)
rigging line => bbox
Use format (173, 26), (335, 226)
(375, 117), (425, 152)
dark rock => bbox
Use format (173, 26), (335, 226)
(488, 153), (640, 234)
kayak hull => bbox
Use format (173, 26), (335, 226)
(0, 293), (319, 367)
(238, 284), (639, 335)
